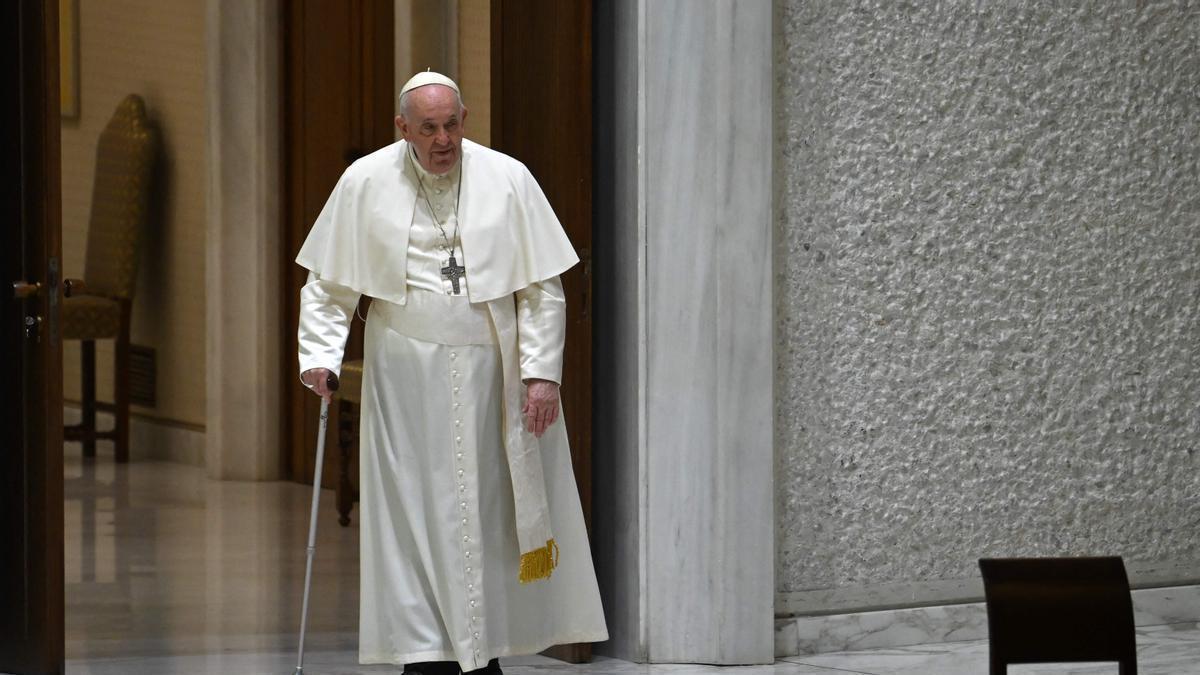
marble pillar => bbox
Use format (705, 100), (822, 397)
(204, 0), (281, 480)
(593, 0), (774, 664)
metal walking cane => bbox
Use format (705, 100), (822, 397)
(294, 372), (339, 675)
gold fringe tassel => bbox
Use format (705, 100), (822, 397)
(518, 539), (559, 584)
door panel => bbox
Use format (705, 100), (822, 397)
(490, 0), (594, 663)
(492, 0), (594, 529)
(1, 1), (65, 673)
(281, 0), (394, 484)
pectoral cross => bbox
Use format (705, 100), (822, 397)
(441, 255), (466, 295)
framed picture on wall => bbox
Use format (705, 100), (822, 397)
(60, 0), (80, 119)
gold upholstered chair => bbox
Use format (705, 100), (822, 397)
(63, 94), (159, 463)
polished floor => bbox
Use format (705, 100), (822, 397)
(62, 453), (1200, 674)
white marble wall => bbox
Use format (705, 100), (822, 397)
(204, 0), (282, 480)
(592, 0), (774, 664)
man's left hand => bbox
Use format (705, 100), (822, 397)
(523, 379), (560, 438)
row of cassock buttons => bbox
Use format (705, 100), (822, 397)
(451, 351), (483, 659)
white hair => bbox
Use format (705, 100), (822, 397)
(398, 86), (465, 120)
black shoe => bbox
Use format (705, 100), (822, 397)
(403, 661), (461, 675)
(463, 658), (501, 675)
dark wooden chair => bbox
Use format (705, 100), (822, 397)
(333, 359), (363, 526)
(979, 556), (1138, 674)
(63, 94), (159, 463)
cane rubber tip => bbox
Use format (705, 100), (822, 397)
(326, 373), (340, 392)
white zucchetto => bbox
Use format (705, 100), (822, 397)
(400, 70), (460, 97)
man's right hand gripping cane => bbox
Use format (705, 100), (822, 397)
(301, 367), (338, 402)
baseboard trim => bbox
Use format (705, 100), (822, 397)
(775, 584), (1200, 656)
(63, 404), (206, 467)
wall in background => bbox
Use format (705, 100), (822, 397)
(775, 1), (1200, 615)
(394, 0), (491, 147)
(61, 0), (206, 429)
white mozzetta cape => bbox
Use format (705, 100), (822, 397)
(296, 138), (578, 305)
(296, 139), (579, 580)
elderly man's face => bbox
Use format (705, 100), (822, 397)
(396, 85), (467, 175)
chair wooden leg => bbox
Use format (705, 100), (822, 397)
(336, 400), (355, 527)
(81, 340), (97, 458)
(113, 305), (131, 463)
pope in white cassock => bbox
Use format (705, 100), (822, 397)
(294, 71), (608, 675)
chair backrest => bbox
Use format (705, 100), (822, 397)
(83, 94), (158, 300)
(979, 556), (1137, 669)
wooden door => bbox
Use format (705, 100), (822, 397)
(0, 0), (65, 673)
(281, 0), (395, 484)
(490, 0), (594, 663)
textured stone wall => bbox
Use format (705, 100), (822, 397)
(775, 1), (1200, 612)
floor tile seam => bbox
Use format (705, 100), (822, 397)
(1140, 620), (1200, 629)
(787, 666), (876, 675)
(775, 658), (876, 675)
(778, 634), (991, 658)
(779, 642), (984, 658)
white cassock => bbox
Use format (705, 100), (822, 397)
(295, 139), (608, 670)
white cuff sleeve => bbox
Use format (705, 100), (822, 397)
(515, 276), (567, 385)
(297, 271), (361, 379)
